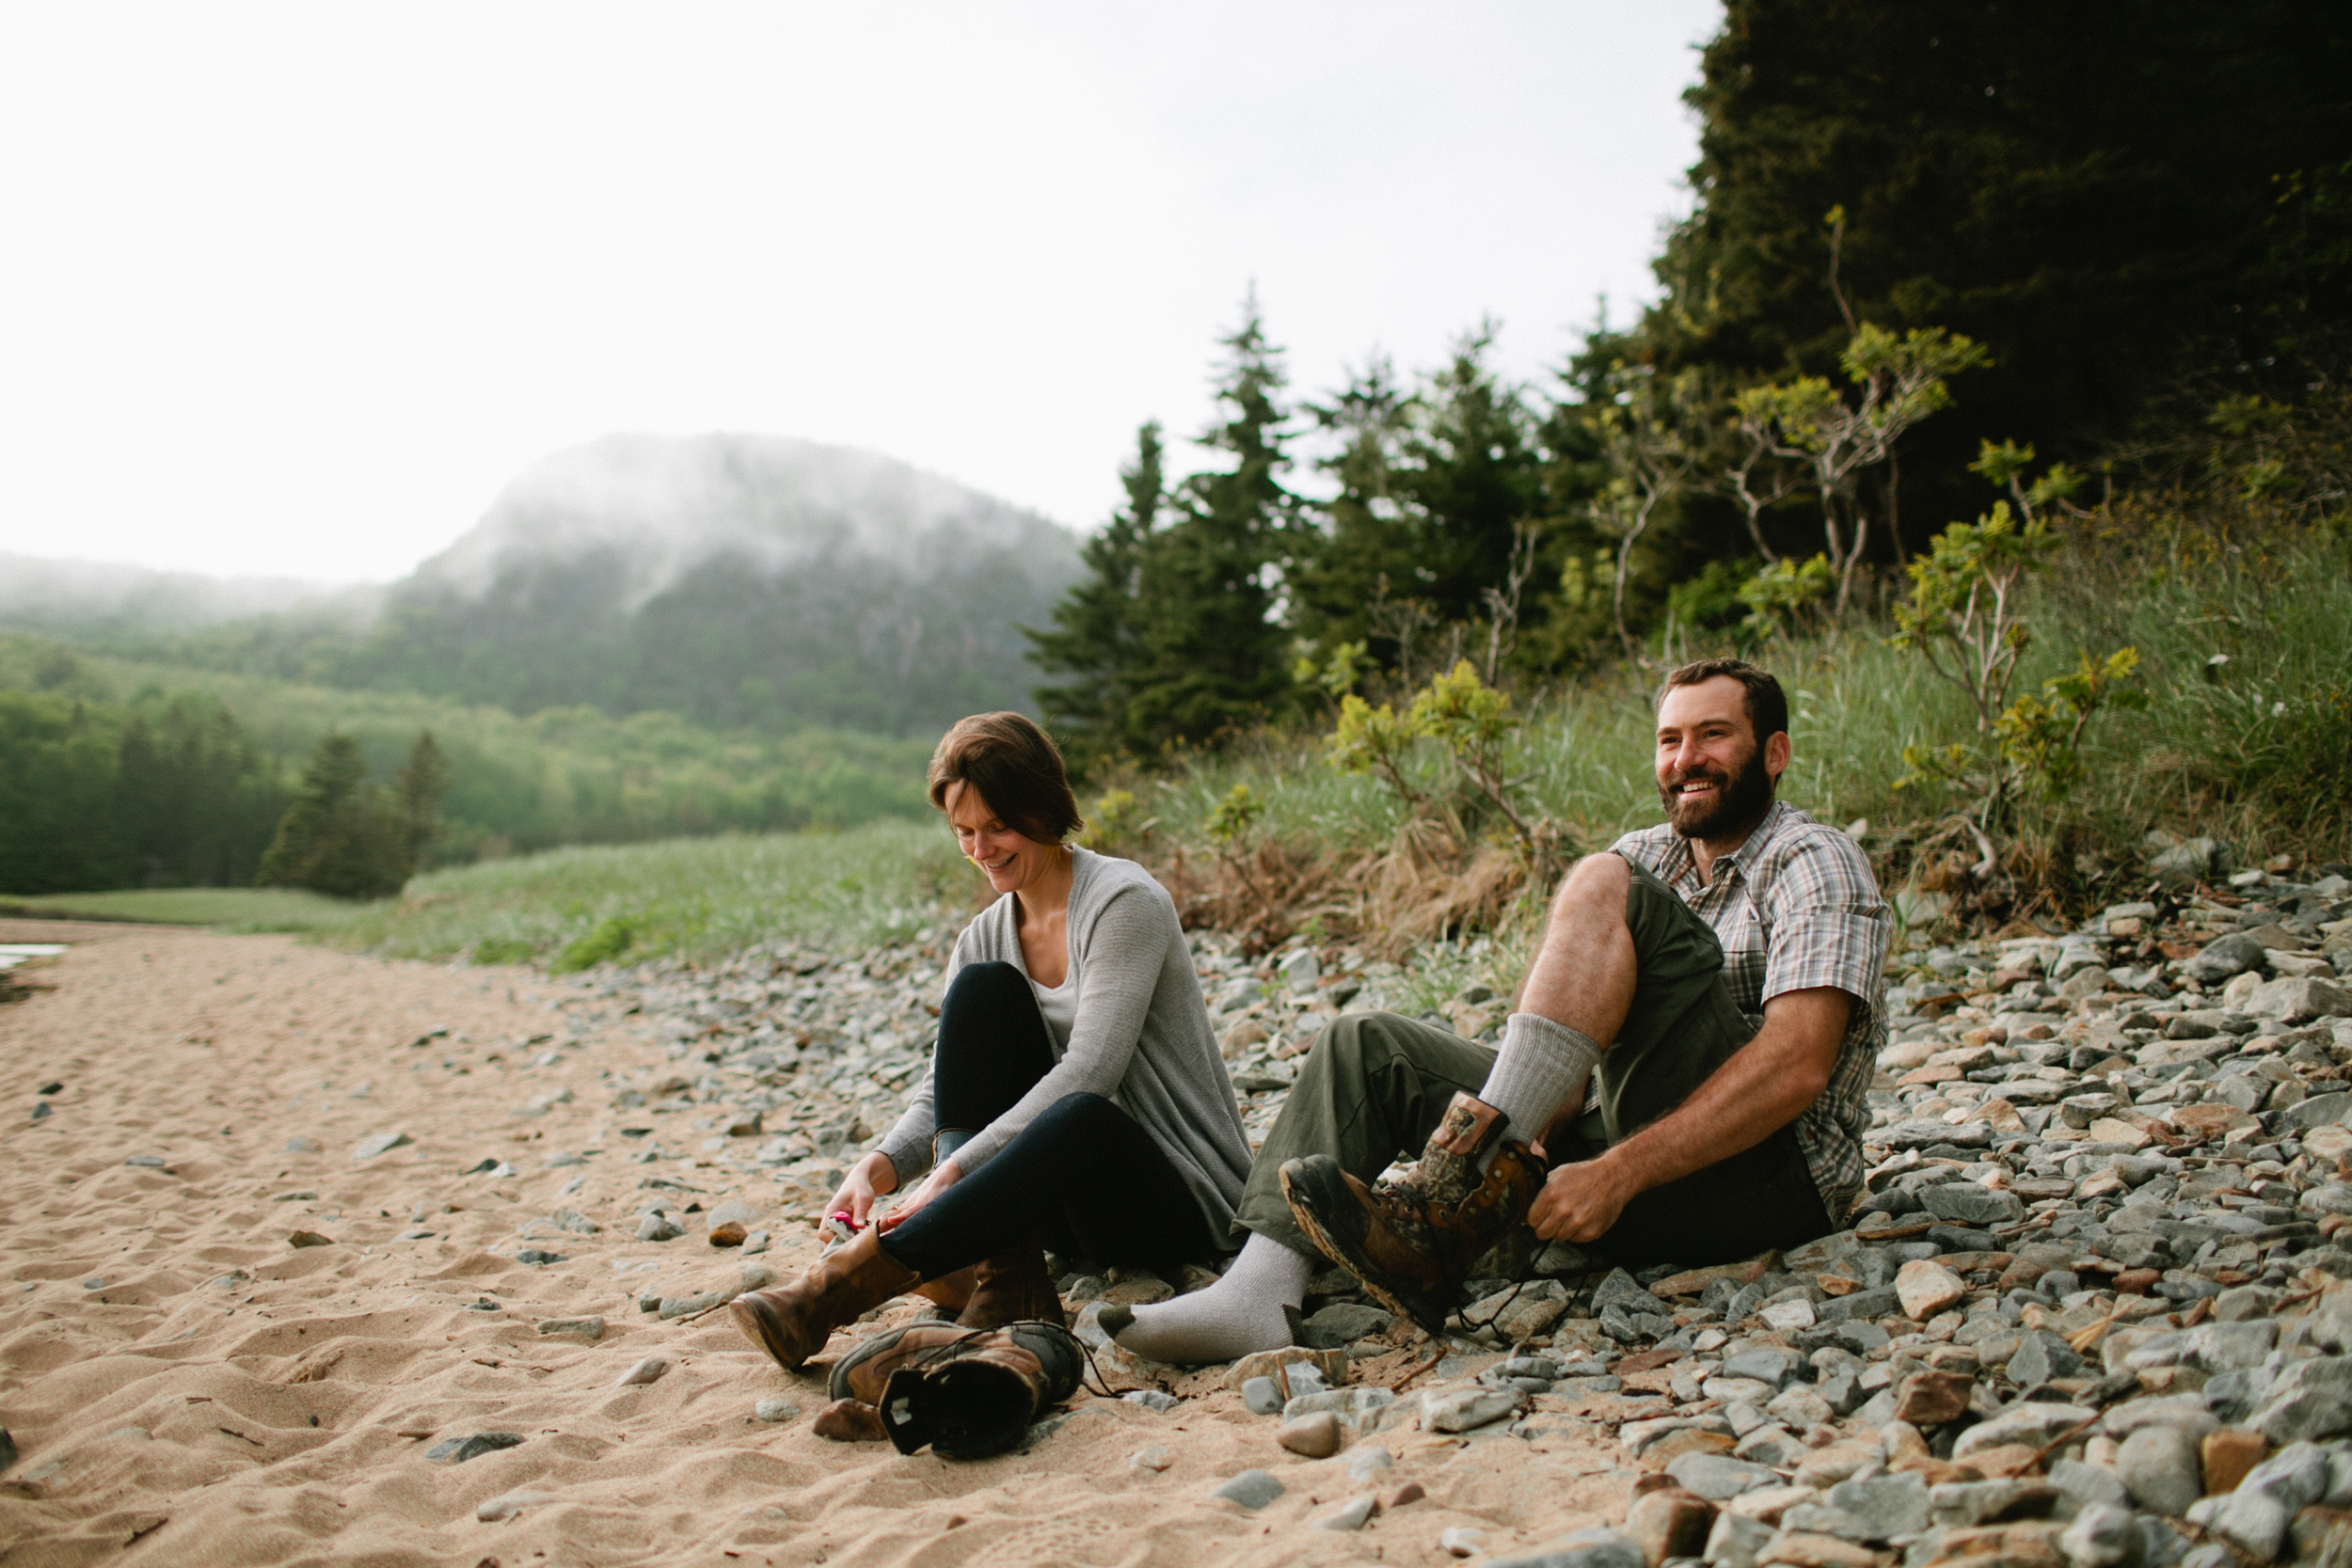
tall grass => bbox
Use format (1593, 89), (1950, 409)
(341, 817), (980, 966)
(0, 887), (379, 934)
(1104, 527), (2351, 969)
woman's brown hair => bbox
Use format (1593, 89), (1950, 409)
(927, 712), (1083, 845)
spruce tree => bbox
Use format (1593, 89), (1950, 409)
(1026, 423), (1164, 769)
(392, 730), (452, 877)
(1122, 297), (1298, 747)
(256, 734), (401, 898)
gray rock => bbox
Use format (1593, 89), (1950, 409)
(2009, 1329), (2088, 1387)
(2102, 1395), (2217, 1440)
(1734, 1425), (1808, 1468)
(755, 1398), (799, 1422)
(1124, 1389), (1181, 1414)
(351, 1131), (411, 1161)
(1592, 1268), (1670, 1316)
(2152, 838), (2229, 890)
(2183, 933), (2267, 984)
(1706, 1512), (1775, 1568)
(1300, 1302), (1392, 1347)
(1921, 1182), (2026, 1227)
(2049, 1458), (2131, 1513)
(536, 1316), (604, 1339)
(1241, 1376), (1282, 1416)
(1421, 1384), (1523, 1433)
(1346, 1446), (1393, 1482)
(1930, 1479), (2058, 1527)
(656, 1291), (723, 1320)
(1210, 1469), (1284, 1510)
(2115, 1424), (2201, 1516)
(1665, 1451), (1780, 1500)
(1826, 1471), (1931, 1543)
(1312, 1495), (1378, 1531)
(551, 1207), (602, 1234)
(2248, 976), (2352, 1023)
(2248, 1354), (2352, 1442)
(2186, 1442), (2330, 1560)
(1723, 1345), (1803, 1388)
(1488, 1527), (1646, 1568)
(1954, 1402), (2097, 1458)
(614, 1355), (668, 1386)
(1818, 1286), (1903, 1323)
(2059, 1502), (2140, 1568)
(425, 1431), (525, 1463)
(637, 1213), (685, 1242)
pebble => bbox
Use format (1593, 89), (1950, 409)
(1311, 1494), (1377, 1531)
(656, 1291), (723, 1321)
(1209, 1469), (1283, 1510)
(1346, 1446), (1394, 1482)
(614, 1355), (668, 1386)
(1277, 1411), (1343, 1457)
(2116, 1424), (2202, 1515)
(755, 1399), (799, 1422)
(426, 1431), (524, 1463)
(476, 1492), (555, 1522)
(287, 1230), (334, 1248)
(1442, 1527), (1487, 1558)
(350, 1131), (410, 1161)
(1129, 1445), (1171, 1471)
(1121, 1389), (1180, 1414)
(537, 1316), (604, 1339)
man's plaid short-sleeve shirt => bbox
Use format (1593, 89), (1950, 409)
(1610, 800), (1890, 1219)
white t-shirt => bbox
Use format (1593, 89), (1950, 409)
(1030, 971), (1077, 1053)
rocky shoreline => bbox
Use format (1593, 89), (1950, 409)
(580, 861), (2352, 1566)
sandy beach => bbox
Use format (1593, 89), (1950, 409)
(0, 921), (1629, 1567)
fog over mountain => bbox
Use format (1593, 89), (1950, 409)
(8, 435), (1086, 739)
(0, 554), (373, 638)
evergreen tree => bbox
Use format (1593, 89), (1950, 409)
(392, 730), (452, 875)
(1026, 423), (1164, 768)
(256, 734), (402, 898)
(1291, 329), (1549, 676)
(1120, 297), (1298, 747)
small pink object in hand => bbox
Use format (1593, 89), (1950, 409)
(823, 1211), (864, 1243)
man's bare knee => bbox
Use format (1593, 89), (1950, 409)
(1551, 851), (1629, 916)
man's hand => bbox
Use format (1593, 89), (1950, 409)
(821, 1149), (899, 1229)
(1529, 1154), (1638, 1243)
(1527, 987), (1851, 1244)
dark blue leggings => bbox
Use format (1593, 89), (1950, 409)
(877, 960), (1217, 1280)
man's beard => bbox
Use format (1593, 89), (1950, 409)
(1658, 741), (1775, 844)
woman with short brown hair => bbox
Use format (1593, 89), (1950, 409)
(729, 712), (1253, 1371)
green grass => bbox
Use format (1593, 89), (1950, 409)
(1104, 526), (2352, 982)
(0, 886), (382, 933)
(341, 817), (983, 966)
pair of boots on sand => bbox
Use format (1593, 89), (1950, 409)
(727, 1222), (1077, 1458)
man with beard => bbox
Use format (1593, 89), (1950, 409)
(1106, 658), (1889, 1359)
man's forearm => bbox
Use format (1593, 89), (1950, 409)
(1593, 989), (1849, 1193)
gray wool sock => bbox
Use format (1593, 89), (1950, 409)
(1477, 1012), (1603, 1148)
(1108, 1230), (1311, 1363)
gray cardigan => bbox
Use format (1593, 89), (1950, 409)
(874, 848), (1253, 1247)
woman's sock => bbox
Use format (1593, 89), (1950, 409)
(1104, 1231), (1313, 1363)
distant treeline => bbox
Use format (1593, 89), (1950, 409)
(0, 689), (287, 895)
(0, 633), (940, 896)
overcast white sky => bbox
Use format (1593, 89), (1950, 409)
(0, 3), (1719, 584)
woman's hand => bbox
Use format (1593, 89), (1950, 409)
(822, 1150), (899, 1230)
(877, 1157), (962, 1232)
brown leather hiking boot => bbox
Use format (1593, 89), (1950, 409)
(826, 1320), (1086, 1458)
(727, 1227), (919, 1371)
(955, 1234), (1064, 1329)
(1279, 1091), (1545, 1338)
